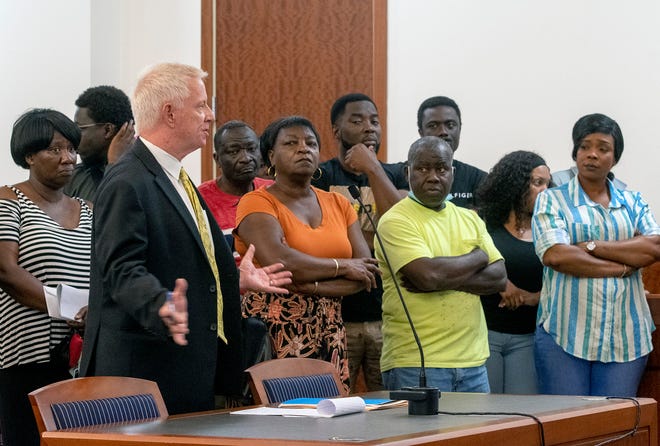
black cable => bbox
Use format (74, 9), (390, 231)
(436, 411), (545, 446)
(591, 397), (641, 446)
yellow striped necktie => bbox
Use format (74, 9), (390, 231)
(179, 168), (225, 342)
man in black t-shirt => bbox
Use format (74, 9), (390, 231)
(65, 86), (135, 201)
(312, 93), (407, 392)
(417, 96), (486, 209)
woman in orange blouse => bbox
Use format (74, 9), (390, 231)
(235, 116), (379, 389)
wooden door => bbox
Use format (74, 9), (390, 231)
(201, 0), (387, 181)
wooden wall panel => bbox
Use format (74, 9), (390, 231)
(643, 262), (660, 294)
(201, 0), (215, 181)
(201, 0), (387, 180)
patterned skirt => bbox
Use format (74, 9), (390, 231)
(241, 291), (349, 392)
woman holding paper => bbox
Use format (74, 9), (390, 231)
(0, 109), (91, 446)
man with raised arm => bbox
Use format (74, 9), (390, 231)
(312, 93), (407, 392)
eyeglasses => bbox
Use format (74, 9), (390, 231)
(77, 122), (107, 130)
(44, 145), (78, 156)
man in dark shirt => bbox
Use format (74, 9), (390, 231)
(65, 86), (134, 201)
(417, 96), (486, 209)
(312, 93), (407, 392)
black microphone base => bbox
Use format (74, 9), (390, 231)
(390, 386), (440, 415)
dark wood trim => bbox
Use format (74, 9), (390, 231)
(373, 0), (388, 162)
(201, 0), (388, 180)
(200, 0), (215, 182)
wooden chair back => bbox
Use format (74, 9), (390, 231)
(29, 376), (168, 434)
(643, 261), (660, 294)
(245, 357), (347, 405)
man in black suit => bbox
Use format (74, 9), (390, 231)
(80, 63), (290, 414)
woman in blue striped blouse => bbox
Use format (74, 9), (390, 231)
(532, 113), (660, 397)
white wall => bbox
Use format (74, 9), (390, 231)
(0, 0), (90, 186)
(0, 0), (202, 185)
(388, 0), (660, 215)
(1, 1), (658, 213)
(90, 0), (202, 182)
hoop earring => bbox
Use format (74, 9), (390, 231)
(267, 165), (276, 178)
(312, 168), (322, 181)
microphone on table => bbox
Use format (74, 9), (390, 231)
(347, 185), (439, 415)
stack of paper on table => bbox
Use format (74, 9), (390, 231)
(232, 396), (406, 418)
(280, 397), (407, 411)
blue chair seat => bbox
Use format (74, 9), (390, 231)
(51, 393), (160, 430)
(262, 374), (340, 404)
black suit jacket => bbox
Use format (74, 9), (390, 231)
(80, 139), (243, 414)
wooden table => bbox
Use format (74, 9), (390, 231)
(638, 291), (660, 446)
(41, 392), (656, 446)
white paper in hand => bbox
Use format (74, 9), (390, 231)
(43, 285), (61, 319)
(43, 284), (88, 321)
(57, 284), (88, 321)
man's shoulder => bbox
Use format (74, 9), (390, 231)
(253, 177), (274, 188)
(199, 178), (216, 188)
(67, 163), (96, 182)
(318, 157), (342, 170)
(104, 153), (144, 180)
(381, 199), (460, 233)
(71, 162), (88, 173)
(96, 149), (154, 198)
(451, 160), (486, 206)
(318, 157), (347, 177)
(447, 201), (481, 219)
(453, 159), (486, 177)
(381, 196), (414, 220)
(198, 179), (219, 195)
(316, 157), (407, 189)
(64, 164), (100, 200)
(380, 161), (409, 188)
(381, 160), (406, 171)
(551, 167), (575, 186)
(65, 164), (90, 186)
(315, 158), (357, 188)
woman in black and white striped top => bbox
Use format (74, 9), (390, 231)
(0, 109), (91, 446)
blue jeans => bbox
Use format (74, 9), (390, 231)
(382, 366), (490, 393)
(534, 325), (648, 397)
(486, 330), (538, 394)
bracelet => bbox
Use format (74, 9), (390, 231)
(620, 264), (628, 278)
(313, 281), (319, 295)
(332, 258), (339, 278)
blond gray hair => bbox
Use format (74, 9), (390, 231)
(132, 62), (208, 132)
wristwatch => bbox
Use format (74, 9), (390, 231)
(585, 240), (596, 253)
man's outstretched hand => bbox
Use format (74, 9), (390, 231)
(239, 244), (292, 293)
(158, 278), (189, 345)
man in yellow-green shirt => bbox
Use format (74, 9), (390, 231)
(376, 136), (506, 392)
